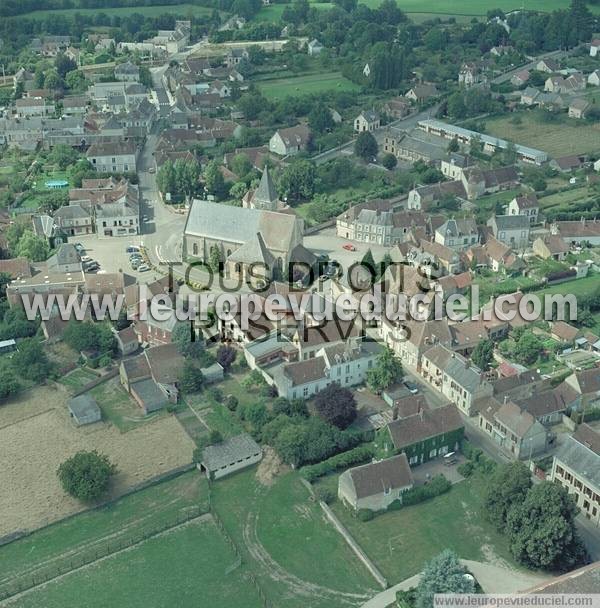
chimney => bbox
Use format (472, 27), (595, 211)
(503, 395), (508, 404)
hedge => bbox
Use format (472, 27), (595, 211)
(400, 474), (451, 506)
(301, 444), (375, 483)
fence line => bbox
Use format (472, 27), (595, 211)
(0, 505), (208, 602)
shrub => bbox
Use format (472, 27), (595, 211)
(225, 395), (239, 411)
(57, 451), (116, 502)
(300, 445), (375, 482)
(401, 475), (451, 506)
(357, 508), (374, 522)
(457, 462), (474, 477)
(206, 387), (223, 403)
(316, 487), (335, 504)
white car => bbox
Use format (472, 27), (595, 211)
(137, 264), (150, 272)
(80, 255), (91, 263)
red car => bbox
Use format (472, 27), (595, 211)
(342, 243), (356, 251)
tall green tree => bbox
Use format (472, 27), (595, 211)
(308, 103), (334, 134)
(416, 550), (475, 608)
(471, 339), (494, 371)
(366, 346), (402, 394)
(354, 131), (378, 161)
(278, 160), (316, 202)
(58, 451), (117, 502)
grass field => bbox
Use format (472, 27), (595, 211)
(13, 3), (213, 20)
(483, 113), (600, 157)
(210, 469), (376, 608)
(538, 185), (592, 210)
(332, 475), (517, 583)
(10, 517), (262, 608)
(534, 273), (600, 298)
(0, 471), (207, 588)
(58, 368), (99, 393)
(257, 71), (360, 100)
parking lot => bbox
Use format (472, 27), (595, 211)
(71, 234), (162, 283)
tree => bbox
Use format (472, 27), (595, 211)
(354, 131), (378, 161)
(231, 153), (253, 180)
(203, 161), (226, 199)
(513, 332), (543, 366)
(278, 160), (316, 202)
(471, 338), (494, 371)
(314, 383), (357, 429)
(57, 451), (117, 502)
(416, 550), (475, 608)
(447, 137), (460, 153)
(48, 144), (79, 170)
(216, 345), (236, 371)
(506, 482), (588, 571)
(483, 461), (532, 531)
(0, 364), (20, 399)
(361, 248), (376, 274)
(179, 361), (204, 393)
(174, 158), (201, 197)
(172, 321), (205, 359)
(156, 159), (176, 195)
(15, 230), (50, 262)
(308, 103), (334, 134)
(55, 52), (77, 78)
(63, 321), (116, 354)
(366, 346), (403, 394)
(44, 69), (64, 91)
(11, 339), (52, 383)
(382, 153), (397, 170)
(208, 245), (222, 275)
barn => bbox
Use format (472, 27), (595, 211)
(68, 394), (102, 426)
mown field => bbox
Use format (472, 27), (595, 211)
(11, 3), (213, 19)
(210, 469), (376, 608)
(257, 71), (360, 100)
(483, 113), (600, 158)
(331, 474), (518, 583)
(8, 517), (262, 608)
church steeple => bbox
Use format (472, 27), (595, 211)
(252, 166), (279, 210)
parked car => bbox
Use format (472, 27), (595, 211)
(126, 245), (140, 254)
(84, 261), (99, 272)
(73, 243), (85, 253)
(80, 255), (91, 263)
(403, 380), (419, 395)
(137, 264), (150, 272)
(148, 167), (155, 173)
(141, 215), (149, 222)
(131, 259), (142, 270)
(342, 243), (356, 252)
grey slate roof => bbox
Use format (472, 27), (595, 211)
(555, 434), (600, 491)
(68, 394), (101, 422)
(347, 453), (413, 499)
(252, 166), (278, 206)
(202, 433), (262, 471)
(490, 214), (530, 231)
(130, 378), (167, 413)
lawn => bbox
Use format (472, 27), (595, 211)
(258, 71), (360, 100)
(210, 469), (376, 608)
(88, 376), (166, 432)
(58, 367), (99, 393)
(360, 0), (594, 14)
(0, 471), (208, 594)
(331, 474), (517, 583)
(537, 186), (593, 210)
(11, 517), (262, 608)
(535, 273), (600, 298)
(13, 3), (214, 20)
(483, 113), (600, 157)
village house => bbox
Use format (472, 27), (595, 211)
(0, 257), (32, 280)
(434, 218), (479, 251)
(589, 70), (600, 86)
(114, 61), (140, 82)
(380, 319), (454, 370)
(382, 129), (448, 165)
(15, 97), (55, 118)
(550, 219), (600, 245)
(467, 236), (523, 275)
(114, 324), (139, 356)
(459, 166), (520, 200)
(86, 141), (137, 173)
(269, 125), (311, 156)
(458, 62), (487, 87)
(307, 39), (324, 56)
(553, 368), (600, 411)
(511, 69), (530, 87)
(62, 95), (89, 116)
(550, 320), (580, 345)
(532, 234), (569, 261)
(477, 396), (548, 459)
(68, 395), (102, 426)
(550, 154), (586, 173)
(354, 110), (380, 133)
(591, 39), (600, 57)
(568, 98), (592, 119)
(507, 194), (539, 223)
(551, 424), (600, 526)
(53, 204), (94, 237)
(536, 58), (561, 73)
(407, 181), (467, 211)
(421, 344), (493, 415)
(382, 97), (411, 119)
(440, 153), (476, 180)
(382, 403), (464, 466)
(47, 243), (82, 274)
(405, 84), (439, 104)
(487, 215), (530, 249)
(338, 453), (413, 512)
(225, 47), (249, 67)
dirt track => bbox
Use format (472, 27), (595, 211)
(0, 384), (195, 538)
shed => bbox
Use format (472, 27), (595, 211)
(130, 378), (168, 414)
(68, 394), (101, 426)
(200, 433), (262, 480)
(201, 362), (224, 384)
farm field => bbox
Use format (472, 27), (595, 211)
(257, 71), (360, 100)
(11, 3), (214, 20)
(0, 383), (195, 537)
(210, 468), (376, 608)
(538, 185), (592, 210)
(483, 114), (600, 157)
(0, 471), (206, 588)
(535, 274), (600, 298)
(331, 474), (518, 583)
(6, 517), (262, 608)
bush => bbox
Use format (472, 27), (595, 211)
(225, 395), (239, 411)
(300, 445), (375, 482)
(316, 487), (335, 504)
(401, 475), (451, 506)
(357, 508), (374, 522)
(457, 462), (474, 477)
(57, 451), (116, 502)
(206, 387), (223, 403)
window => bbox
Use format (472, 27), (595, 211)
(303, 386), (309, 397)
